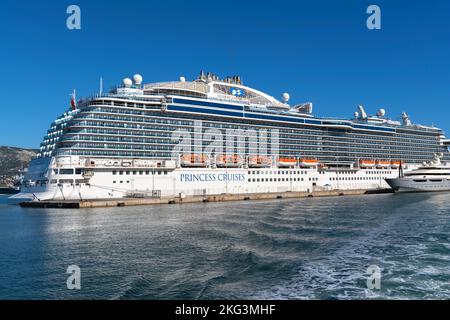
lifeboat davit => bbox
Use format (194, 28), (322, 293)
(181, 154), (209, 167)
(216, 154), (243, 168)
(278, 157), (297, 167)
(248, 156), (271, 168)
(300, 158), (319, 167)
(359, 159), (376, 168)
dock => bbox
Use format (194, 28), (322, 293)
(19, 189), (394, 209)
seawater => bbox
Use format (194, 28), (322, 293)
(0, 193), (449, 300)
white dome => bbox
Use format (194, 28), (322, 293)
(123, 78), (133, 88)
(133, 74), (143, 85)
(282, 93), (290, 102)
(179, 76), (186, 82)
(377, 108), (386, 117)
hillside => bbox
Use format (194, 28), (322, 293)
(0, 146), (37, 187)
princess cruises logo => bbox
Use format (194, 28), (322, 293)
(230, 87), (245, 97)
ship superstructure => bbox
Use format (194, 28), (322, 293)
(12, 72), (450, 201)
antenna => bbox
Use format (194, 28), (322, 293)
(100, 77), (103, 96)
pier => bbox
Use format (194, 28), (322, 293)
(19, 189), (393, 209)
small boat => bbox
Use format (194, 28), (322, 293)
(248, 156), (271, 168)
(215, 154), (243, 167)
(376, 160), (391, 168)
(359, 159), (376, 168)
(181, 154), (209, 167)
(278, 157), (297, 167)
(0, 187), (20, 195)
(300, 158), (319, 167)
(386, 153), (450, 192)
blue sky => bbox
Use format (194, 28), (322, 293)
(0, 0), (449, 148)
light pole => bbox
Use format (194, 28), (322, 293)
(225, 154), (229, 194)
(336, 156), (340, 190)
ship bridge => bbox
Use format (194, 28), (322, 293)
(143, 71), (290, 110)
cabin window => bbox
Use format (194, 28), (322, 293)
(59, 169), (74, 175)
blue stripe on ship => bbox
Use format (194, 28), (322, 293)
(166, 102), (396, 133)
(172, 98), (244, 111)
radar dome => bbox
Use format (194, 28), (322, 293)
(282, 93), (290, 103)
(179, 76), (186, 82)
(123, 78), (133, 88)
(133, 74), (143, 85)
(377, 108), (386, 117)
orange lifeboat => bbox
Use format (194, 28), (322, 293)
(376, 160), (391, 168)
(248, 156), (271, 168)
(181, 154), (208, 167)
(359, 159), (376, 168)
(215, 154), (243, 167)
(278, 157), (297, 167)
(300, 158), (319, 167)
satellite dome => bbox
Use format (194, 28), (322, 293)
(282, 93), (290, 103)
(377, 108), (386, 117)
(133, 74), (143, 85)
(354, 111), (359, 118)
(179, 76), (186, 82)
(123, 78), (133, 88)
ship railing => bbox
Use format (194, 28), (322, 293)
(144, 81), (208, 92)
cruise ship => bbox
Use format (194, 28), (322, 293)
(11, 71), (450, 201)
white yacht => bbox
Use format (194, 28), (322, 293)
(386, 153), (450, 192)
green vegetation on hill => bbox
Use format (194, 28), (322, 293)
(0, 146), (37, 187)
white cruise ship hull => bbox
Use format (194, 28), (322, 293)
(10, 156), (399, 202)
